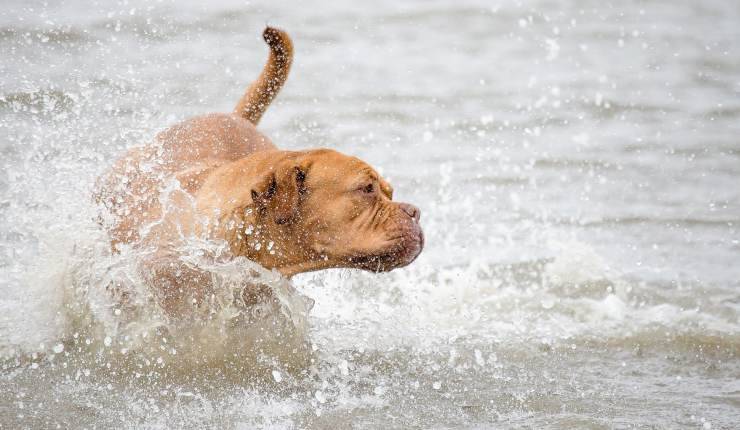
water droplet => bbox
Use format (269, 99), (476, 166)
(474, 349), (485, 366)
(339, 360), (349, 376)
(314, 390), (326, 404)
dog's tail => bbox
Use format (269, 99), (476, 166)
(234, 27), (293, 125)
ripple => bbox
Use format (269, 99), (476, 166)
(0, 25), (90, 44)
(0, 88), (76, 115)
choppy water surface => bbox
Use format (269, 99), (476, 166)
(1, 0), (739, 428)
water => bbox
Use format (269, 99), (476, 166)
(1, 0), (739, 428)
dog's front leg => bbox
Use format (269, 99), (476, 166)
(139, 253), (281, 320)
(139, 253), (215, 318)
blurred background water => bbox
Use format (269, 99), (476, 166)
(1, 0), (739, 428)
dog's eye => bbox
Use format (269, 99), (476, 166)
(363, 183), (374, 194)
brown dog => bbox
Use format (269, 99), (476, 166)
(94, 27), (423, 314)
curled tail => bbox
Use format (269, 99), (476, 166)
(234, 26), (294, 125)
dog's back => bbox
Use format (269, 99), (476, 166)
(94, 27), (293, 249)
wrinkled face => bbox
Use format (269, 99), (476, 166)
(251, 149), (424, 274)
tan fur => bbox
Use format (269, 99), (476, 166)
(234, 27), (293, 125)
(95, 27), (423, 316)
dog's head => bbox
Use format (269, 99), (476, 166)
(237, 149), (423, 276)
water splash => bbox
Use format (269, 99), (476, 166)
(3, 227), (314, 382)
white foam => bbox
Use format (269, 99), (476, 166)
(2, 224), (314, 378)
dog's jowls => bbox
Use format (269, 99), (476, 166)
(94, 27), (423, 315)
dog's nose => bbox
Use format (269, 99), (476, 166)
(399, 203), (421, 221)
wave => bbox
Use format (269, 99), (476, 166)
(0, 26), (89, 44)
(1, 231), (314, 382)
(298, 239), (739, 357)
(0, 89), (77, 115)
(553, 215), (739, 228)
(1, 213), (736, 384)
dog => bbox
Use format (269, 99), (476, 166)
(94, 27), (423, 315)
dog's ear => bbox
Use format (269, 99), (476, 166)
(251, 163), (306, 225)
